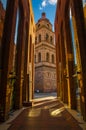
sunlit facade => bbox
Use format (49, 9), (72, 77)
(0, 0), (35, 121)
(55, 0), (86, 121)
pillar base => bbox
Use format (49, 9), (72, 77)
(23, 101), (32, 107)
(0, 114), (9, 122)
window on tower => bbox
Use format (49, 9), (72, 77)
(52, 54), (54, 63)
(46, 33), (49, 41)
(39, 34), (41, 42)
(46, 53), (49, 62)
(47, 24), (49, 28)
(38, 24), (40, 28)
(38, 52), (41, 62)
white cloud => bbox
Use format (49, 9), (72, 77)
(82, 0), (86, 6)
(70, 8), (72, 19)
(48, 0), (57, 5)
(39, 0), (57, 10)
(39, 6), (43, 10)
(42, 0), (47, 7)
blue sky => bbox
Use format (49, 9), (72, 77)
(0, 0), (7, 9)
(32, 0), (57, 30)
(1, 0), (57, 30)
(1, 0), (86, 31)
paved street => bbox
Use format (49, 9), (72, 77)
(6, 93), (84, 130)
(34, 92), (57, 98)
(0, 93), (86, 130)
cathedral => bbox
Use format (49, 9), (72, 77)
(34, 12), (56, 93)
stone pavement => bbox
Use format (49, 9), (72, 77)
(0, 93), (86, 130)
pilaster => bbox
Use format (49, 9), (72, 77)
(64, 16), (76, 109)
(15, 13), (25, 109)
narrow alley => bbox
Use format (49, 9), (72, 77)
(0, 93), (86, 130)
(0, 0), (86, 129)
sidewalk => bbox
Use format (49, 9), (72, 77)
(34, 92), (57, 98)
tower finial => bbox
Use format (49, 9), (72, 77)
(42, 12), (46, 19)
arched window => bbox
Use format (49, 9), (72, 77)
(38, 24), (40, 28)
(38, 52), (41, 62)
(52, 54), (54, 63)
(47, 24), (49, 28)
(39, 34), (41, 42)
(50, 36), (53, 44)
(46, 33), (49, 41)
(46, 53), (49, 62)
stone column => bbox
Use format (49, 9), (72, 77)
(55, 33), (61, 97)
(0, 0), (18, 121)
(32, 44), (35, 99)
(64, 15), (76, 109)
(22, 21), (28, 103)
(60, 24), (68, 104)
(22, 19), (32, 106)
(15, 12), (25, 109)
(59, 34), (63, 101)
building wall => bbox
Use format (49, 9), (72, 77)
(27, 0), (35, 100)
(0, 0), (35, 121)
(35, 13), (56, 92)
(55, 0), (86, 121)
(35, 66), (56, 92)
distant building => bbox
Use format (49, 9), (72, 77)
(35, 12), (56, 92)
